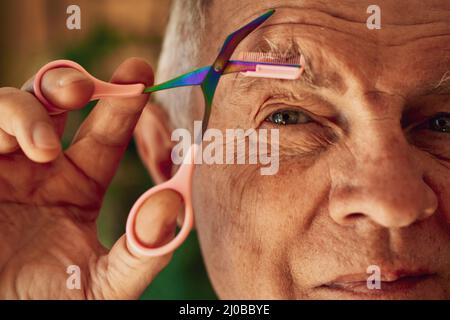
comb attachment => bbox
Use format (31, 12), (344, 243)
(238, 52), (305, 80)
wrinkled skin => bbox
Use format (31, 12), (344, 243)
(137, 0), (450, 299)
(196, 0), (450, 299)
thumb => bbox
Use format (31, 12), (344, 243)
(97, 189), (183, 299)
(23, 67), (95, 111)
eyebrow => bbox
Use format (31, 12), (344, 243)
(429, 71), (450, 95)
(233, 36), (347, 93)
(233, 69), (315, 94)
(234, 45), (313, 91)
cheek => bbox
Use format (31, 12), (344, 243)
(251, 159), (329, 244)
(423, 157), (450, 227)
(192, 163), (261, 261)
(192, 154), (332, 296)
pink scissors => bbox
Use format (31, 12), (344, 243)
(33, 9), (302, 256)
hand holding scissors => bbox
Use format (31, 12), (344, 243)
(32, 9), (304, 257)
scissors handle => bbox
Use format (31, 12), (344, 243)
(125, 144), (198, 257)
(33, 60), (145, 115)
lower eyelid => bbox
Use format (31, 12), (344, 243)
(257, 120), (339, 157)
(283, 128), (335, 153)
(259, 120), (329, 138)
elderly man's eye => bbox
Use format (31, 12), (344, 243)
(266, 110), (312, 125)
(428, 113), (450, 133)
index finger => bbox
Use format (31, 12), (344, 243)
(65, 58), (153, 189)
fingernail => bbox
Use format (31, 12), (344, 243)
(58, 71), (87, 87)
(32, 122), (60, 149)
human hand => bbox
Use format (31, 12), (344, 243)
(0, 58), (181, 299)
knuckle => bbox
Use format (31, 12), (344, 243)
(0, 87), (31, 103)
(0, 142), (19, 154)
(0, 129), (19, 153)
(0, 87), (22, 98)
(0, 87), (39, 111)
(126, 57), (149, 65)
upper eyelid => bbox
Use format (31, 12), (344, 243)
(256, 100), (343, 138)
(260, 102), (322, 123)
(261, 86), (338, 113)
(404, 112), (450, 132)
(252, 102), (311, 128)
(426, 112), (450, 132)
(266, 108), (313, 123)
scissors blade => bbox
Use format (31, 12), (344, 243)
(200, 9), (275, 130)
(142, 8), (276, 135)
(143, 66), (211, 93)
(211, 9), (275, 74)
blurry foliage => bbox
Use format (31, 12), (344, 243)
(59, 25), (217, 300)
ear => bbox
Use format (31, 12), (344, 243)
(134, 102), (175, 185)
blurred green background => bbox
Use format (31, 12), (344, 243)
(0, 0), (216, 299)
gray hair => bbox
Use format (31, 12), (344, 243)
(153, 0), (209, 130)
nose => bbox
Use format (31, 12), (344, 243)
(328, 122), (438, 229)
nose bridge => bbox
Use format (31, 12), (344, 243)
(355, 120), (416, 184)
(329, 119), (438, 228)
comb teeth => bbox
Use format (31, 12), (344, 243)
(239, 52), (302, 65)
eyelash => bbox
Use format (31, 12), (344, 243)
(425, 113), (450, 133)
(265, 109), (313, 125)
(263, 105), (336, 153)
(267, 108), (449, 134)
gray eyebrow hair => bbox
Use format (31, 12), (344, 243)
(233, 36), (350, 94)
(431, 71), (450, 95)
(233, 37), (318, 91)
(254, 37), (315, 82)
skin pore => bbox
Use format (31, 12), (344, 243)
(138, 0), (450, 298)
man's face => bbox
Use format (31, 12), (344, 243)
(189, 0), (450, 298)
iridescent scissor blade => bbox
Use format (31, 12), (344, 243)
(143, 66), (211, 93)
(142, 59), (302, 94)
(143, 9), (276, 96)
(201, 9), (275, 108)
(141, 62), (257, 94)
(142, 61), (263, 93)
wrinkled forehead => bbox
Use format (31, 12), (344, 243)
(206, 0), (450, 31)
(203, 0), (450, 97)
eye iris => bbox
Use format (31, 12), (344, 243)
(430, 115), (450, 133)
(271, 110), (300, 125)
